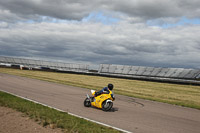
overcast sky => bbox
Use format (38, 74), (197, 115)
(0, 0), (200, 69)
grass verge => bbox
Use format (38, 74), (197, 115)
(1, 68), (200, 110)
(0, 91), (119, 133)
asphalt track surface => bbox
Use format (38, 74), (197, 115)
(0, 73), (200, 133)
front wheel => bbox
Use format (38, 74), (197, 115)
(84, 98), (91, 107)
(102, 100), (113, 111)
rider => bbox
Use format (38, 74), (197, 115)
(94, 83), (115, 100)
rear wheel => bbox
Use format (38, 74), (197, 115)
(102, 100), (113, 111)
(84, 98), (91, 107)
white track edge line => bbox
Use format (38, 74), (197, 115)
(0, 90), (132, 133)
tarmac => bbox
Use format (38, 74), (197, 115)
(0, 73), (200, 133)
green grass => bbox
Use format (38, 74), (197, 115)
(1, 68), (200, 110)
(0, 91), (119, 133)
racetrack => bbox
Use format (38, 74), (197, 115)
(0, 73), (200, 133)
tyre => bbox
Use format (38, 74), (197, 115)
(84, 98), (91, 107)
(102, 100), (113, 111)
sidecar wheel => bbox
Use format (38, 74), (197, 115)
(102, 100), (113, 111)
(84, 98), (91, 107)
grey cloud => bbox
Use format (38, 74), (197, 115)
(1, 0), (200, 69)
(109, 0), (200, 20)
(110, 0), (179, 18)
(0, 21), (200, 68)
(0, 0), (200, 23)
(0, 0), (93, 21)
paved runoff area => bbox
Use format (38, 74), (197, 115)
(0, 73), (200, 133)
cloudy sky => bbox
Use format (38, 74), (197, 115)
(0, 0), (200, 69)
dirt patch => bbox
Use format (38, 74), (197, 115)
(0, 106), (63, 133)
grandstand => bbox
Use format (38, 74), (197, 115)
(0, 56), (89, 73)
(98, 64), (200, 79)
(1, 56), (200, 85)
(98, 64), (200, 85)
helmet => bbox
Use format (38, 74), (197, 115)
(108, 84), (114, 90)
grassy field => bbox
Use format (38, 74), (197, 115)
(1, 68), (200, 110)
(0, 91), (119, 133)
